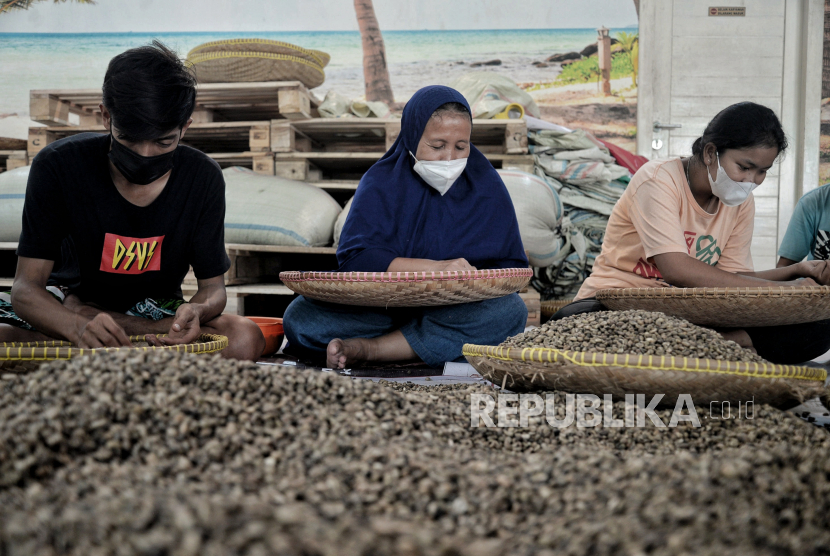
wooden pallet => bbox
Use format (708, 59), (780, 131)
(182, 283), (294, 316)
(519, 287), (541, 327)
(274, 151), (536, 183)
(28, 121), (272, 157)
(0, 150), (27, 173)
(224, 244), (336, 285)
(30, 81), (320, 127)
(271, 118), (528, 155)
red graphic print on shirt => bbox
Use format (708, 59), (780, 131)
(632, 257), (663, 280)
(684, 231), (696, 254)
(99, 233), (164, 274)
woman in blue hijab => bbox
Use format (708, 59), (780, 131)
(283, 85), (529, 369)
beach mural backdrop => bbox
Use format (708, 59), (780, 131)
(0, 0), (639, 151)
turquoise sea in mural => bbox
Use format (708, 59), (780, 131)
(0, 28), (635, 117)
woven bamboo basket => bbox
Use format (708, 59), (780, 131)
(540, 299), (574, 321)
(595, 286), (830, 327)
(280, 268), (532, 307)
(187, 52), (325, 88)
(308, 49), (331, 68)
(463, 343), (828, 409)
(187, 38), (330, 68)
(0, 334), (228, 374)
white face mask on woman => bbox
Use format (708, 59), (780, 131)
(708, 152), (760, 207)
(409, 151), (467, 196)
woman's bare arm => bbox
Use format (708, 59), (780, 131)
(652, 252), (817, 288)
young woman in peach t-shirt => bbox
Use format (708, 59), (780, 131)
(552, 102), (830, 364)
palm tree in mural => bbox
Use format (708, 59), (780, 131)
(0, 0), (94, 15)
(615, 31), (639, 87)
(354, 0), (394, 105)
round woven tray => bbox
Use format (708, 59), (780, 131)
(0, 334), (228, 374)
(280, 268), (532, 307)
(187, 38), (330, 68)
(540, 299), (574, 320)
(463, 343), (827, 409)
(187, 52), (325, 88)
(595, 286), (830, 328)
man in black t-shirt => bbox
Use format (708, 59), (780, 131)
(4, 41), (264, 360)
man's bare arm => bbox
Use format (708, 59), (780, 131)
(11, 256), (132, 347)
(62, 295), (171, 336)
(155, 275), (227, 346)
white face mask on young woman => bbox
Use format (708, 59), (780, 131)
(708, 152), (760, 207)
(409, 151), (467, 196)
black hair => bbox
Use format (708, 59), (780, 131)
(102, 40), (197, 141)
(691, 102), (788, 159)
(431, 102), (472, 122)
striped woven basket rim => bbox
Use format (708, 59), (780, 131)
(540, 298), (574, 315)
(0, 334), (228, 362)
(187, 38), (330, 68)
(462, 343), (827, 383)
(188, 51), (324, 74)
(596, 286), (830, 299)
(309, 49), (331, 67)
(280, 268), (533, 284)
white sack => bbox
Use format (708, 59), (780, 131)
(332, 196), (353, 249)
(450, 72), (541, 119)
(222, 167), (341, 247)
(497, 169), (565, 267)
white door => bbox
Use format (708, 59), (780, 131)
(637, 0), (823, 270)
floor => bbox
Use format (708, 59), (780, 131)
(256, 345), (830, 430)
(257, 352), (490, 387)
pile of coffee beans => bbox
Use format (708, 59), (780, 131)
(1, 350), (829, 555)
(502, 310), (766, 362)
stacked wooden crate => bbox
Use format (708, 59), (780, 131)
(519, 288), (541, 327)
(0, 138), (28, 174)
(271, 118), (532, 202)
(0, 151), (27, 173)
(27, 81), (319, 174)
(0, 243), (16, 291)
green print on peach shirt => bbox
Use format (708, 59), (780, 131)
(632, 233), (722, 281)
(695, 235), (721, 265)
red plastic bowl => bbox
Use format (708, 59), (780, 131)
(246, 317), (284, 356)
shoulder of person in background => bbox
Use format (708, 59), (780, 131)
(778, 182), (830, 263)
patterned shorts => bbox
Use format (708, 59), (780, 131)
(0, 288), (185, 331)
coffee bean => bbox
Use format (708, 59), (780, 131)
(0, 350), (828, 555)
(502, 310), (766, 363)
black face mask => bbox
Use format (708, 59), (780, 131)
(108, 134), (177, 185)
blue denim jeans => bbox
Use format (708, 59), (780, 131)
(283, 293), (528, 367)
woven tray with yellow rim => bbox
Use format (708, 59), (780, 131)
(280, 268), (533, 307)
(595, 286), (830, 328)
(462, 343), (827, 409)
(0, 334), (228, 374)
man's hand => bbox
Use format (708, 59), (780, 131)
(75, 313), (132, 348)
(432, 258), (477, 272)
(796, 260), (830, 285)
(148, 303), (201, 346)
